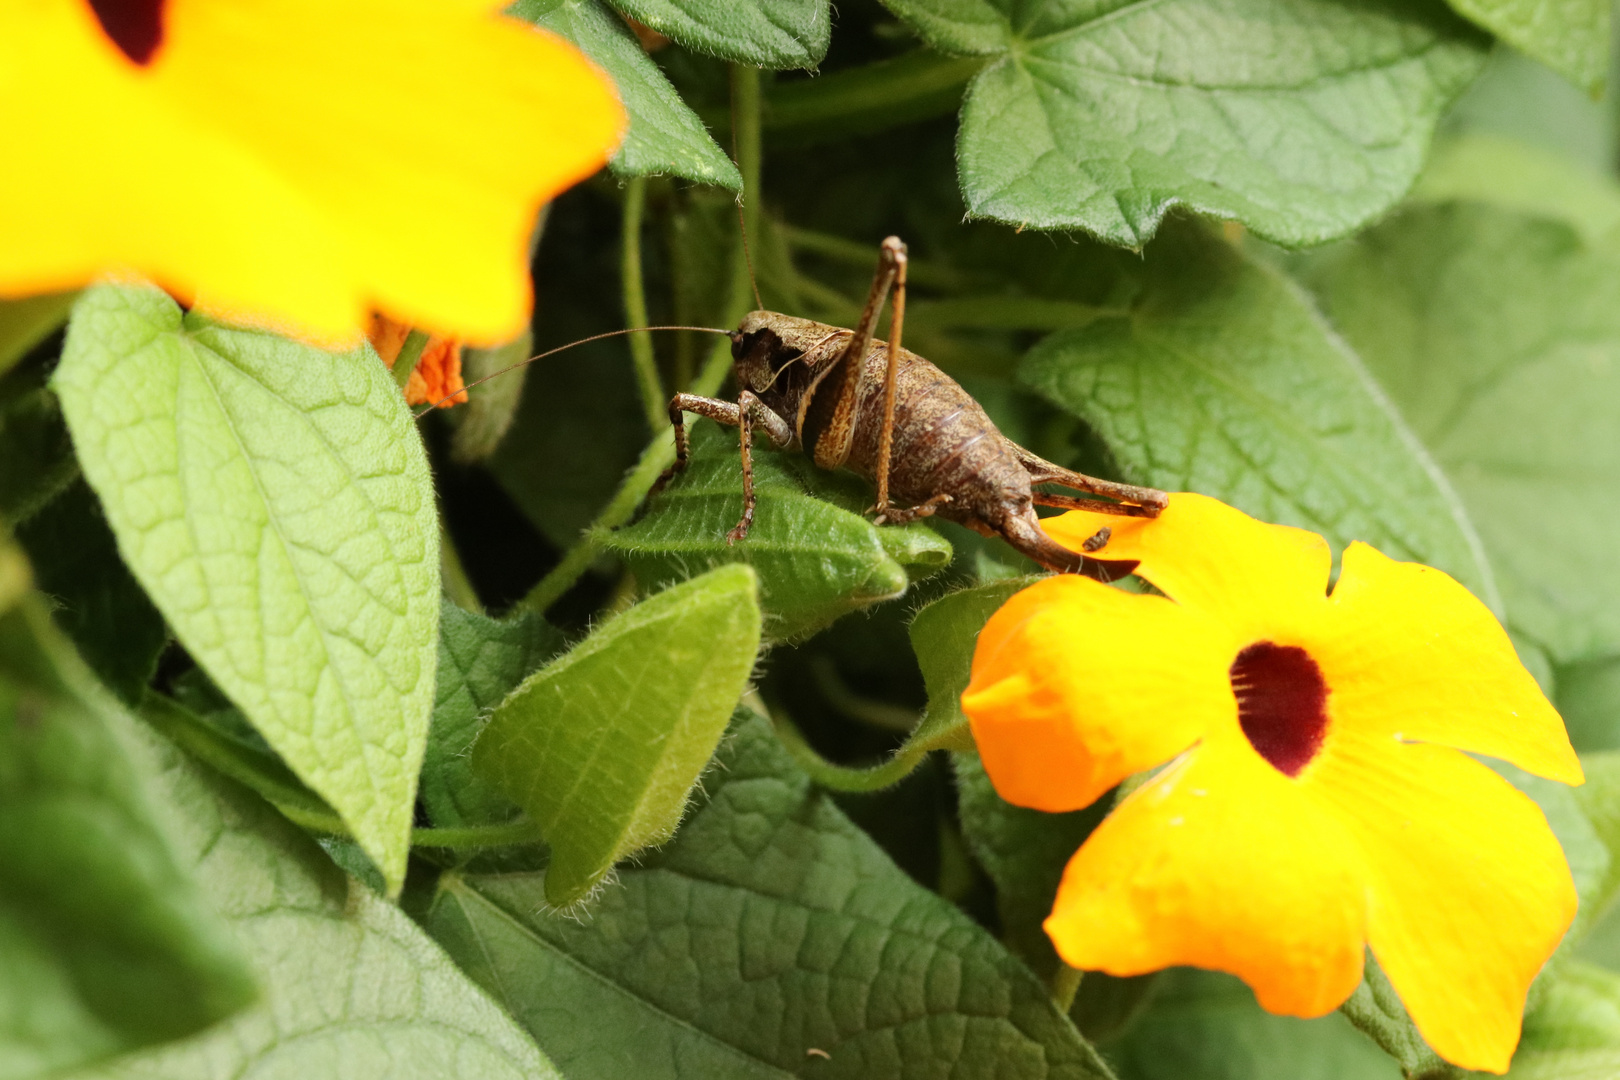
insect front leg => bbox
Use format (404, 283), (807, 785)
(727, 391), (794, 544)
(647, 392), (792, 545)
(649, 392), (739, 501)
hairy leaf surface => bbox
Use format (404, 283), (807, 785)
(884, 0), (1488, 246)
(1443, 0), (1608, 93)
(604, 421), (951, 642)
(431, 712), (1115, 1079)
(63, 713), (561, 1080)
(53, 284), (440, 891)
(422, 601), (563, 828)
(472, 564), (761, 905)
(1306, 202), (1620, 662)
(1020, 221), (1494, 601)
(604, 0), (830, 68)
(0, 601), (251, 1080)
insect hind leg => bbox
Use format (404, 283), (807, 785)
(1012, 445), (1168, 516)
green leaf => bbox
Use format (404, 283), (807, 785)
(423, 601), (563, 828)
(1019, 220), (1496, 602)
(1443, 0), (1608, 93)
(0, 599), (253, 1079)
(64, 707), (562, 1080)
(603, 421), (951, 643)
(1503, 1047), (1620, 1079)
(0, 292), (75, 380)
(428, 711), (1117, 1079)
(911, 577), (1031, 752)
(770, 576), (1040, 791)
(1106, 969), (1400, 1080)
(1413, 135), (1620, 243)
(1339, 956), (1458, 1080)
(17, 481), (167, 705)
(0, 384), (77, 528)
(510, 0), (742, 189)
(901, 0), (1489, 247)
(52, 284), (441, 893)
(953, 753), (1108, 983)
(471, 564), (762, 906)
(603, 0), (829, 69)
(1522, 960), (1620, 1053)
(1558, 659), (1620, 753)
(1304, 201), (1620, 663)
(1572, 753), (1620, 935)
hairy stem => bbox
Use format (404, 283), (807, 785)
(516, 63), (763, 618)
(621, 175), (665, 433)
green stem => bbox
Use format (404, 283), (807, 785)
(141, 692), (540, 850)
(440, 523), (482, 612)
(762, 50), (987, 140)
(621, 175), (665, 434)
(392, 328), (430, 389)
(782, 225), (965, 290)
(1051, 964), (1084, 1014)
(516, 63), (765, 617)
(277, 802), (539, 850)
(731, 62), (763, 312)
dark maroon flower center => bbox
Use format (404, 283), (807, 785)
(1229, 642), (1329, 777)
(88, 0), (167, 65)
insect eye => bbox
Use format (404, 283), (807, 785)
(728, 331), (748, 360)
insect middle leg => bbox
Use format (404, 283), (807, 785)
(650, 391), (793, 543)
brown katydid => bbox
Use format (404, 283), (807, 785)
(421, 236), (1167, 574)
(650, 236), (1166, 573)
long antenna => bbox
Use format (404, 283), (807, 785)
(736, 202), (763, 311)
(412, 325), (731, 418)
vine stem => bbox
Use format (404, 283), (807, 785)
(621, 175), (666, 434)
(1051, 964), (1084, 1014)
(516, 63), (763, 618)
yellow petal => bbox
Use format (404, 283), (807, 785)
(1313, 542), (1581, 785)
(0, 0), (625, 343)
(1306, 736), (1577, 1073)
(1046, 734), (1368, 1017)
(964, 574), (1237, 812)
(1043, 494), (1332, 638)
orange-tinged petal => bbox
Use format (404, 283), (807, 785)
(407, 335), (468, 408)
(964, 574), (1237, 812)
(366, 314), (468, 407)
(367, 313), (413, 367)
(1046, 735), (1368, 1017)
(1313, 543), (1582, 785)
(1043, 494), (1332, 638)
(0, 0), (625, 343)
(1306, 737), (1577, 1073)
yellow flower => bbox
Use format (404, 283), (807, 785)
(0, 0), (624, 344)
(962, 494), (1582, 1073)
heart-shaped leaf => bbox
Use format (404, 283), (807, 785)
(883, 0), (1488, 247)
(1019, 220), (1495, 602)
(53, 284), (440, 892)
(431, 710), (1116, 1079)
